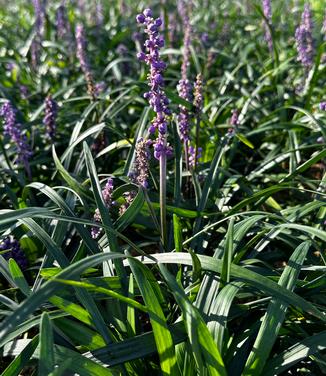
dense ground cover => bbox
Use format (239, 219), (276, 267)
(0, 0), (325, 375)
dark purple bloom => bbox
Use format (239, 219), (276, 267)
(262, 0), (273, 52)
(91, 178), (115, 239)
(0, 237), (28, 270)
(320, 102), (326, 111)
(0, 101), (32, 168)
(75, 23), (96, 99)
(136, 8), (172, 159)
(295, 3), (314, 70)
(43, 95), (58, 140)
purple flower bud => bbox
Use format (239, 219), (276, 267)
(148, 24), (158, 32)
(143, 9), (152, 17)
(155, 18), (162, 27)
(153, 73), (163, 85)
(137, 52), (146, 61)
(320, 102), (326, 111)
(136, 14), (145, 23)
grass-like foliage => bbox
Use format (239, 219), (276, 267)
(0, 0), (325, 375)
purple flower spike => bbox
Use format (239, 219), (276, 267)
(136, 8), (172, 160)
(194, 73), (203, 114)
(0, 101), (32, 169)
(55, 2), (71, 42)
(132, 138), (151, 188)
(120, 138), (151, 214)
(295, 3), (314, 71)
(75, 23), (96, 99)
(95, 1), (104, 28)
(262, 0), (273, 52)
(177, 1), (192, 149)
(193, 73), (204, 170)
(91, 178), (114, 239)
(0, 237), (28, 270)
(43, 95), (58, 140)
(320, 102), (326, 111)
(188, 145), (202, 168)
(31, 0), (46, 67)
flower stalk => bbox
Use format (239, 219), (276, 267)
(136, 8), (172, 249)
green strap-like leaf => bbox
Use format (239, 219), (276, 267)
(243, 241), (311, 375)
(39, 313), (55, 376)
(159, 265), (227, 376)
(8, 259), (31, 296)
(127, 255), (178, 376)
(1, 335), (39, 376)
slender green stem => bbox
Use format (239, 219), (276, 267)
(195, 115), (200, 173)
(159, 151), (167, 250)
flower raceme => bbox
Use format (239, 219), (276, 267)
(91, 178), (115, 239)
(177, 0), (192, 143)
(175, 0), (194, 170)
(136, 8), (172, 160)
(0, 101), (32, 167)
(295, 3), (314, 71)
(120, 138), (151, 214)
(43, 95), (58, 140)
(75, 23), (96, 99)
(262, 0), (273, 52)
